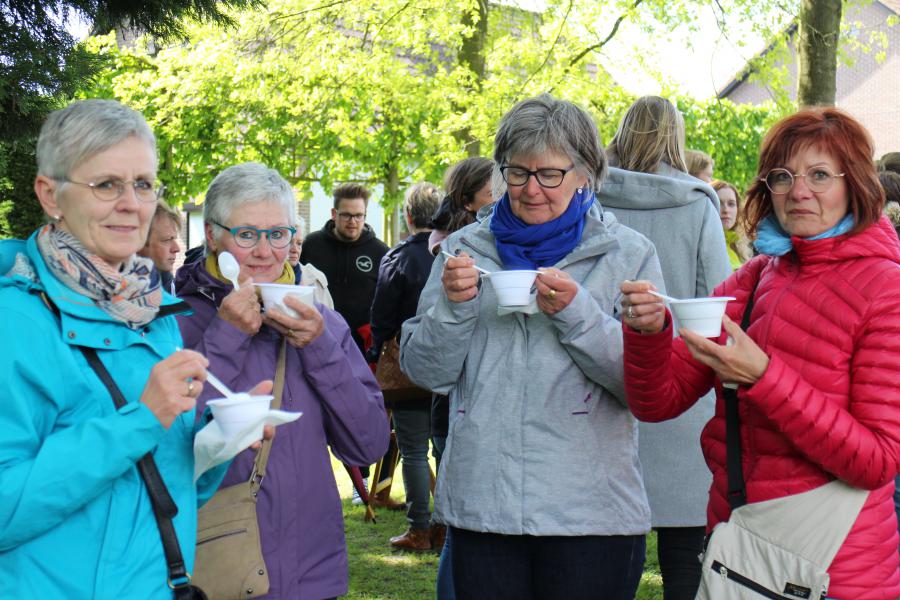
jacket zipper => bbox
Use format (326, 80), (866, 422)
(710, 560), (811, 600)
(197, 528), (249, 545)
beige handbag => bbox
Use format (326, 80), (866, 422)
(192, 340), (287, 600)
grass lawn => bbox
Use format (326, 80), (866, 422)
(331, 455), (664, 599)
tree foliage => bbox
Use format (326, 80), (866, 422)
(4, 0), (794, 239)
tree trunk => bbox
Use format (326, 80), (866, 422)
(797, 0), (842, 107)
(455, 0), (488, 156)
(384, 163), (401, 246)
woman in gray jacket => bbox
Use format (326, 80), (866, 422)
(601, 95), (732, 600)
(400, 94), (665, 600)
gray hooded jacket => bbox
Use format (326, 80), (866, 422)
(400, 203), (664, 535)
(599, 165), (732, 527)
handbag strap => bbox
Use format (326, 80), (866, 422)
(723, 280), (760, 510)
(248, 338), (287, 493)
(80, 347), (197, 598)
(40, 292), (196, 597)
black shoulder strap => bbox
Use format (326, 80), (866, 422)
(41, 293), (198, 598)
(723, 278), (761, 510)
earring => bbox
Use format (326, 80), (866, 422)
(51, 214), (62, 223)
(577, 187), (583, 194)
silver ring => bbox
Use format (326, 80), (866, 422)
(187, 380), (195, 396)
(626, 305), (635, 319)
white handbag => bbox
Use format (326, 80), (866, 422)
(696, 480), (867, 600)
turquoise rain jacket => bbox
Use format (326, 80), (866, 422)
(0, 233), (228, 599)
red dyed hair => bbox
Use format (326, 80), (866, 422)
(742, 107), (884, 236)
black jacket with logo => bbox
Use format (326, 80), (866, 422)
(300, 220), (388, 353)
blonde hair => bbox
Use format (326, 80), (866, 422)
(685, 149), (713, 178)
(607, 96), (687, 174)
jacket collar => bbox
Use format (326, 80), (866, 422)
(787, 216), (900, 266)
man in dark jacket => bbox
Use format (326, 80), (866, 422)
(369, 182), (440, 551)
(300, 183), (389, 355)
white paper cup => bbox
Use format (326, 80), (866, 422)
(487, 270), (540, 307)
(669, 296), (736, 338)
(255, 283), (316, 318)
(207, 394), (273, 438)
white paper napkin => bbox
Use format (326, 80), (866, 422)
(497, 292), (540, 316)
(193, 409), (302, 482)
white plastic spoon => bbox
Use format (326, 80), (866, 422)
(648, 290), (680, 303)
(441, 250), (492, 275)
(217, 251), (241, 291)
(205, 370), (240, 401)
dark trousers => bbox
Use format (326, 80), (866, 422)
(450, 527), (645, 600)
(655, 526), (705, 600)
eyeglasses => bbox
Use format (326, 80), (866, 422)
(62, 178), (164, 203)
(337, 212), (366, 222)
(499, 165), (574, 189)
(211, 221), (297, 249)
(761, 166), (845, 195)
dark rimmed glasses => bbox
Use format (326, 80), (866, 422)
(761, 166), (845, 195)
(499, 165), (574, 189)
(62, 177), (165, 203)
(211, 220), (297, 249)
(336, 212), (366, 222)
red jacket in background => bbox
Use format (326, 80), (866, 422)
(624, 216), (900, 600)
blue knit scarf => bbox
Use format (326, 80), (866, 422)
(489, 188), (594, 269)
(753, 213), (854, 256)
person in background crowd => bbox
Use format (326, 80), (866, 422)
(879, 151), (900, 174)
(712, 180), (753, 270)
(300, 182), (389, 499)
(138, 199), (182, 295)
(0, 98), (271, 598)
(287, 216), (333, 308)
(621, 107), (900, 600)
(369, 182), (441, 551)
(428, 157), (495, 255)
(175, 162), (389, 600)
(879, 170), (900, 207)
(602, 95), (731, 600)
(402, 93), (665, 600)
(426, 156), (495, 600)
(685, 149), (714, 183)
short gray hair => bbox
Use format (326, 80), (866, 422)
(493, 93), (607, 192)
(37, 99), (156, 180)
(203, 162), (297, 249)
(404, 182), (442, 229)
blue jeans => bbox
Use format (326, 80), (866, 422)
(437, 527), (455, 600)
(392, 405), (432, 530)
(450, 527), (646, 600)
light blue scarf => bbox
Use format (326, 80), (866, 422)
(753, 214), (854, 256)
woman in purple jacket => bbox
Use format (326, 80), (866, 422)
(175, 162), (390, 600)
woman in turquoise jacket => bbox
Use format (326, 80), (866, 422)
(0, 99), (266, 598)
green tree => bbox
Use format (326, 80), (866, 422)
(0, 0), (260, 238)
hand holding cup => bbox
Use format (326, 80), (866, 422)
(218, 276), (262, 335)
(263, 296), (324, 348)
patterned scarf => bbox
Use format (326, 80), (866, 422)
(36, 224), (161, 328)
(489, 187), (595, 269)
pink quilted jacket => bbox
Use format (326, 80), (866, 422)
(624, 217), (900, 599)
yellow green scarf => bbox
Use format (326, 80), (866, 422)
(204, 253), (295, 290)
